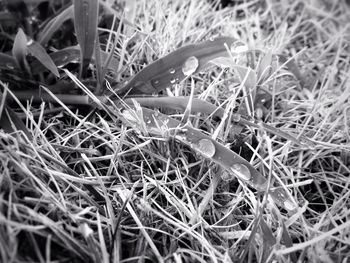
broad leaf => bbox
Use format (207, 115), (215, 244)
(27, 40), (60, 77)
(118, 37), (237, 95)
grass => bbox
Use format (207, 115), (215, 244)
(0, 0), (350, 262)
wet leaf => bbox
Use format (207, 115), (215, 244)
(30, 46), (80, 74)
(27, 40), (60, 77)
(118, 37), (236, 95)
(37, 5), (74, 45)
(73, 0), (99, 78)
(124, 96), (306, 147)
(119, 105), (296, 210)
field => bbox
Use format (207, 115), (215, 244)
(0, 0), (350, 262)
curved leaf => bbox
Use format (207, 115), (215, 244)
(37, 5), (74, 45)
(118, 37), (237, 95)
(27, 40), (60, 77)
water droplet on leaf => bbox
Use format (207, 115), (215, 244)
(182, 56), (199, 76)
(122, 109), (138, 123)
(284, 199), (297, 211)
(152, 79), (160, 86)
(230, 163), (251, 181)
(221, 170), (233, 182)
(170, 78), (176, 84)
(169, 68), (176, 74)
(26, 39), (34, 46)
(232, 113), (241, 122)
(193, 138), (216, 158)
(230, 41), (248, 53)
(6, 63), (14, 69)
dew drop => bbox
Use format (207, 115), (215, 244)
(170, 78), (176, 84)
(221, 170), (233, 182)
(232, 113), (241, 122)
(122, 109), (138, 123)
(284, 199), (297, 211)
(209, 37), (215, 41)
(193, 138), (216, 158)
(255, 108), (263, 119)
(230, 163), (251, 181)
(169, 68), (176, 74)
(152, 79), (160, 86)
(6, 63), (14, 70)
(230, 41), (248, 53)
(182, 56), (199, 76)
(26, 39), (34, 46)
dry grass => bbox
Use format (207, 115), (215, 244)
(1, 0), (350, 262)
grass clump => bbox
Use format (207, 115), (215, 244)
(0, 0), (350, 262)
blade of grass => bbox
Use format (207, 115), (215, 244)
(117, 37), (237, 95)
(12, 28), (31, 74)
(281, 221), (298, 262)
(27, 39), (60, 77)
(37, 4), (74, 45)
(73, 0), (99, 78)
(260, 218), (277, 262)
(0, 82), (31, 138)
(94, 36), (103, 94)
(117, 189), (164, 263)
(30, 46), (119, 75)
